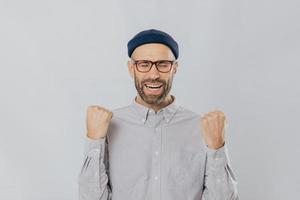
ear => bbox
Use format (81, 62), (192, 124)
(173, 61), (178, 74)
(127, 60), (134, 78)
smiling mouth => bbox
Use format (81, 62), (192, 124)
(144, 83), (163, 89)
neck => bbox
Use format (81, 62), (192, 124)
(135, 95), (174, 112)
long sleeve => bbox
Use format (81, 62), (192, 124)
(78, 137), (112, 200)
(202, 144), (238, 200)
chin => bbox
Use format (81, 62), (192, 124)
(144, 95), (165, 105)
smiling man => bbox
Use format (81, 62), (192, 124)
(79, 29), (238, 200)
(131, 42), (177, 111)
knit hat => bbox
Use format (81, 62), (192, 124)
(127, 29), (179, 59)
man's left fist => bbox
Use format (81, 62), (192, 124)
(200, 110), (227, 149)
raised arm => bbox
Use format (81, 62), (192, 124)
(78, 106), (113, 200)
(200, 110), (238, 199)
(202, 144), (238, 200)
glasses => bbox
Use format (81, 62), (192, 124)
(132, 59), (176, 73)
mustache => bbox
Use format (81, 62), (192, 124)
(141, 79), (166, 85)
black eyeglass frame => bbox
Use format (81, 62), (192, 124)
(131, 59), (177, 73)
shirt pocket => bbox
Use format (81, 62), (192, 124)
(166, 149), (205, 188)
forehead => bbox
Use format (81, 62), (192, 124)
(131, 43), (175, 60)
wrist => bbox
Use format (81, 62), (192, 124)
(87, 133), (106, 140)
(206, 141), (225, 150)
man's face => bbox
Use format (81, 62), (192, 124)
(128, 43), (178, 105)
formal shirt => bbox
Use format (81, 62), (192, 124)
(78, 96), (238, 200)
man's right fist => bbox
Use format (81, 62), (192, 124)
(86, 106), (113, 140)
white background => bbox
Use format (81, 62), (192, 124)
(0, 0), (299, 199)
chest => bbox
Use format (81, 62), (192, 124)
(107, 119), (206, 189)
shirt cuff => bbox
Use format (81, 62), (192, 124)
(204, 143), (230, 169)
(84, 137), (106, 157)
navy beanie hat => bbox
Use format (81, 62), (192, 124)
(127, 29), (179, 59)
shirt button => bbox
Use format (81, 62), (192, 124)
(154, 176), (158, 180)
(155, 151), (159, 155)
(155, 127), (159, 132)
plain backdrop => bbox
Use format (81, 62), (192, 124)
(0, 0), (299, 199)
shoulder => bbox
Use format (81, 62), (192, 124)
(112, 104), (132, 115)
(171, 105), (201, 124)
(110, 104), (140, 124)
(111, 104), (134, 118)
(176, 105), (200, 118)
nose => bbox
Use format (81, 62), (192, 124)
(147, 64), (160, 79)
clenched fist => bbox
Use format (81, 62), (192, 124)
(86, 106), (113, 140)
(200, 110), (227, 149)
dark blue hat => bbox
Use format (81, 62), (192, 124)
(127, 29), (179, 59)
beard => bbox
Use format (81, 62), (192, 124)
(134, 72), (173, 105)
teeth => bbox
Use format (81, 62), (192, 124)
(145, 84), (162, 89)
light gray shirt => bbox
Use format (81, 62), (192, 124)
(78, 96), (238, 200)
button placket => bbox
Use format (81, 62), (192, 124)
(155, 127), (159, 133)
(151, 117), (162, 200)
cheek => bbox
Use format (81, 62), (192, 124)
(138, 72), (152, 81)
(134, 73), (145, 84)
(161, 74), (172, 82)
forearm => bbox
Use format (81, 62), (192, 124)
(202, 144), (238, 200)
(78, 137), (111, 200)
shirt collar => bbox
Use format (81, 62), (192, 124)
(131, 95), (179, 124)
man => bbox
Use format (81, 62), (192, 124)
(79, 29), (238, 200)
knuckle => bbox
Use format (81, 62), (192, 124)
(87, 106), (94, 110)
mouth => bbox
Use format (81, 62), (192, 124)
(143, 83), (164, 94)
(144, 83), (163, 89)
